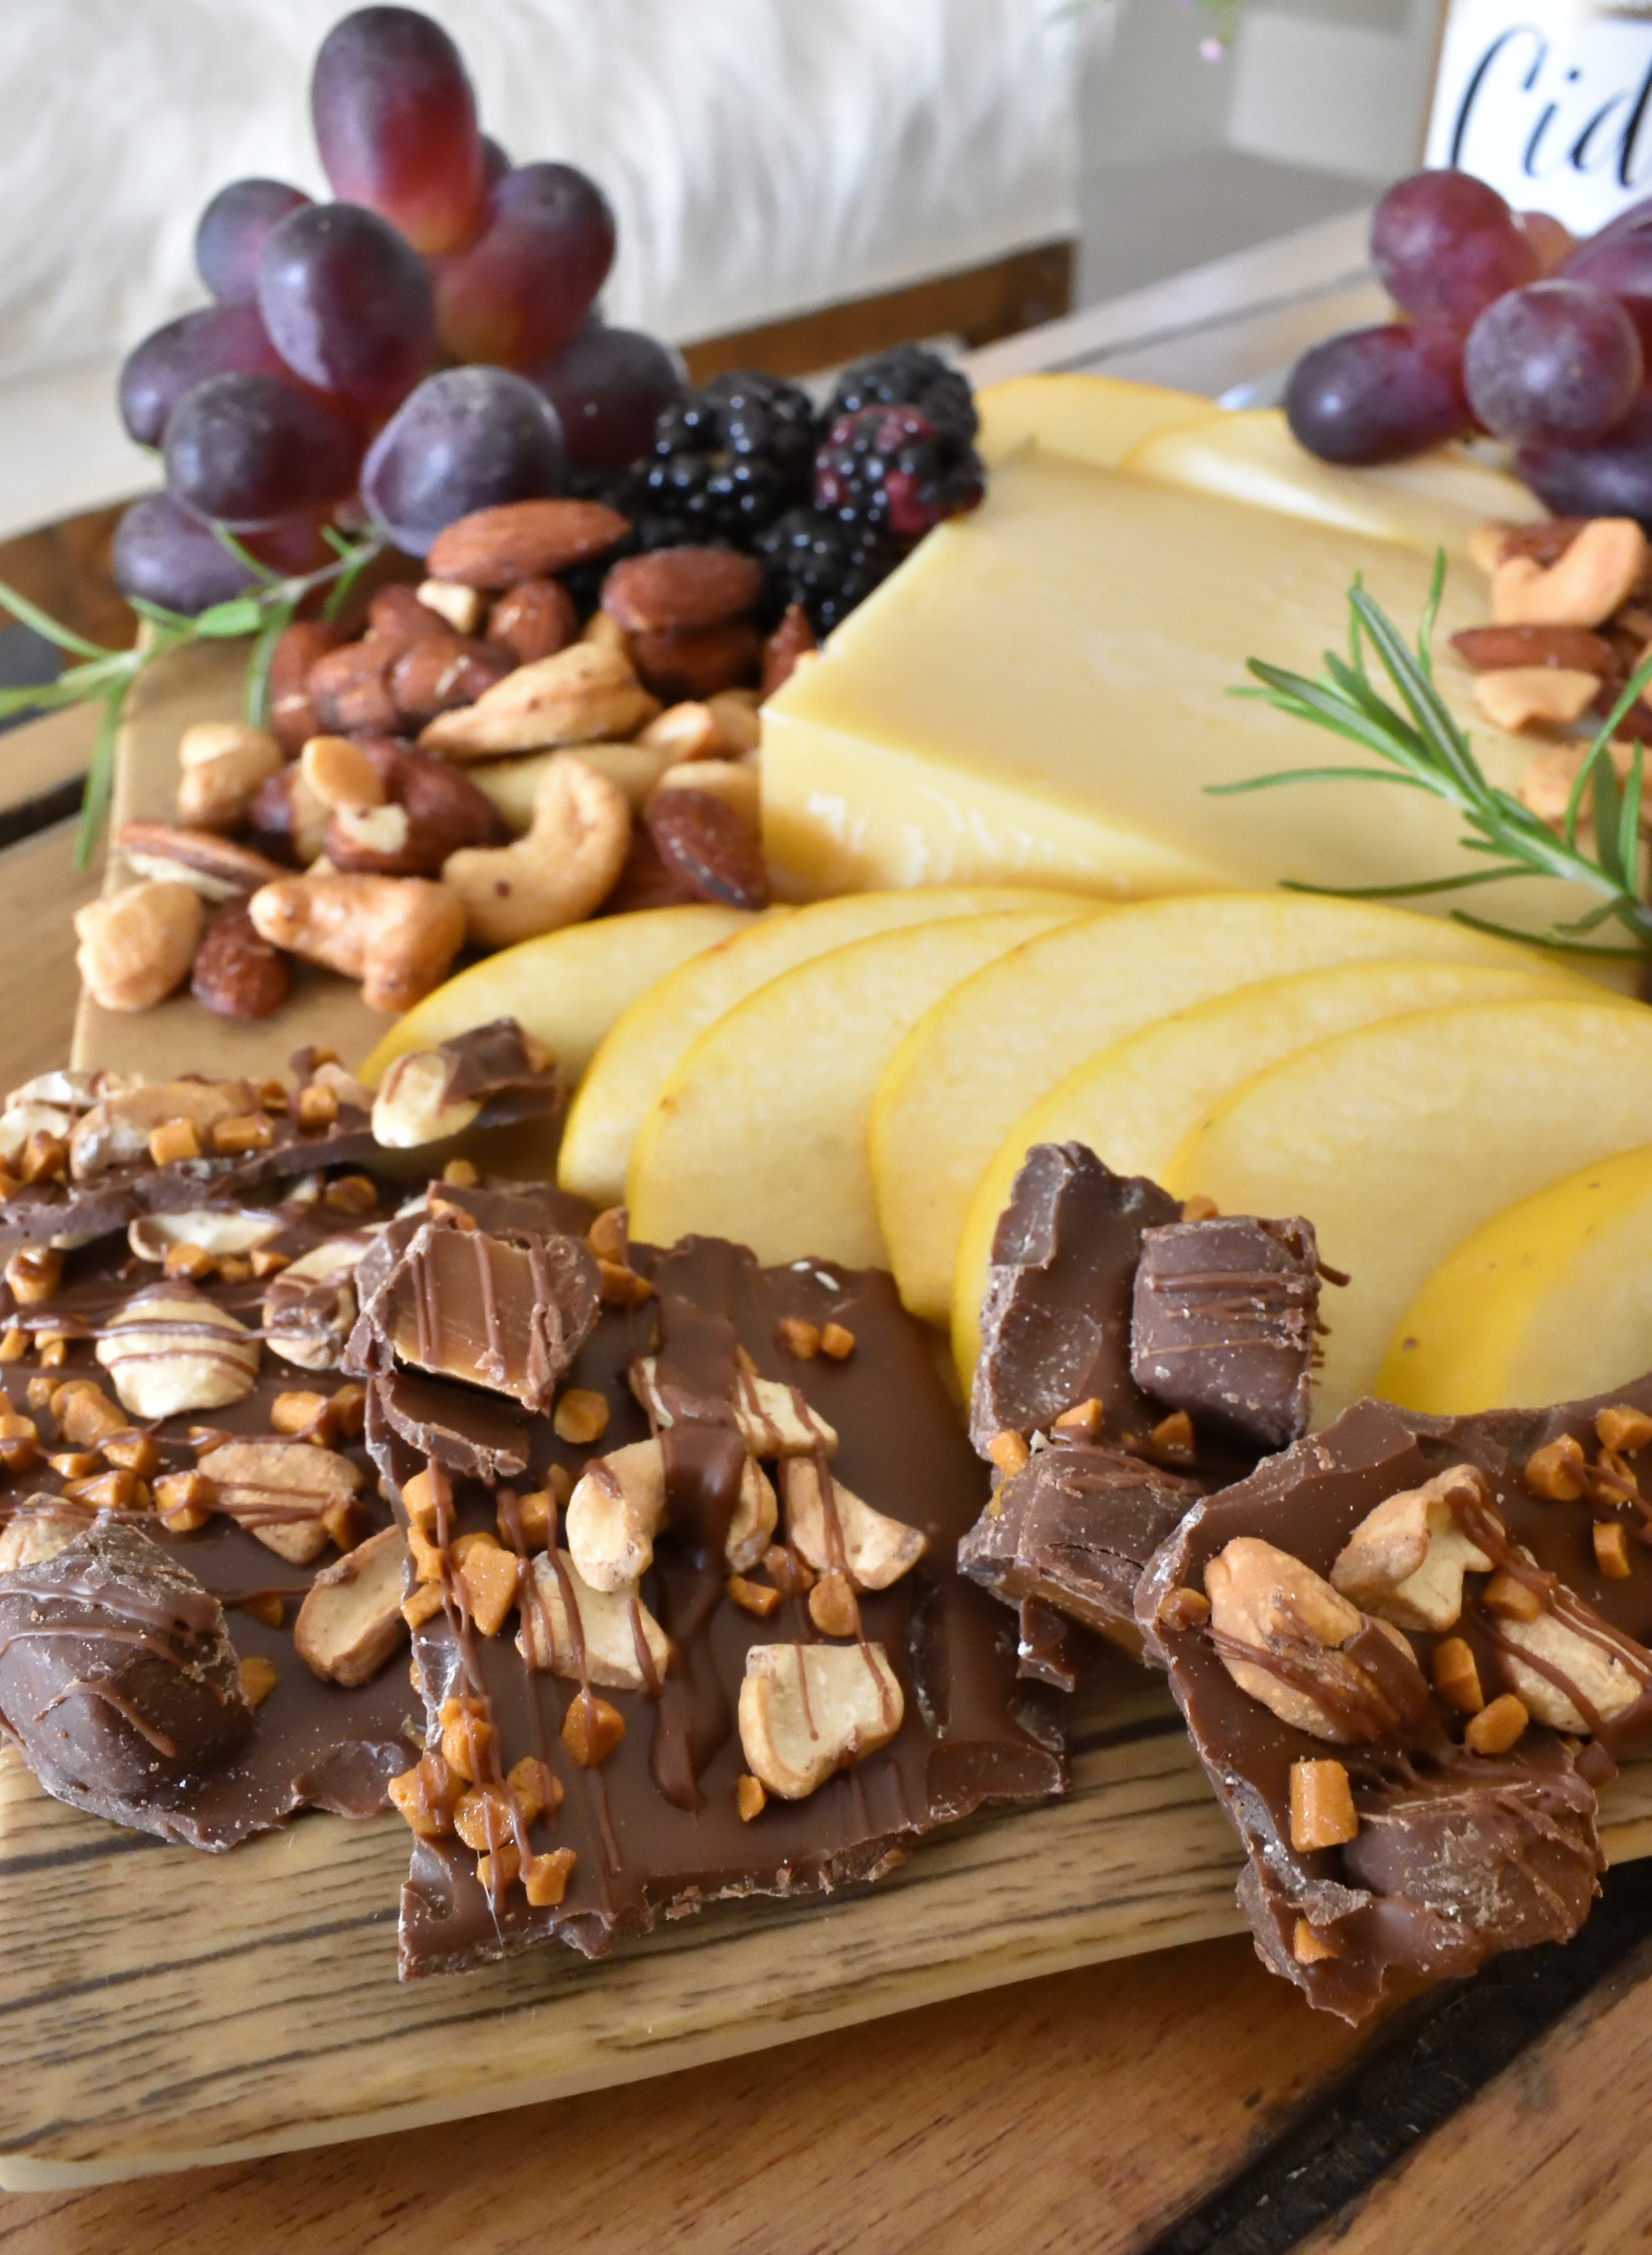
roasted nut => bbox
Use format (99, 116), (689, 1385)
(524, 1847), (577, 1906)
(301, 735), (385, 812)
(370, 1046), (484, 1149)
(651, 760), (760, 837)
(638, 700), (723, 761)
(1329, 1467), (1496, 1631)
(268, 619), (342, 755)
(190, 897), (292, 1021)
(1598, 1404), (1652, 1454)
(329, 747), (509, 878)
(1472, 666), (1602, 731)
(452, 1531), (519, 1637)
(1595, 1520), (1633, 1578)
(630, 620), (762, 703)
(1525, 1433), (1589, 1501)
(96, 1285), (260, 1418)
(263, 1232), (371, 1371)
(722, 1458), (779, 1574)
(1450, 623), (1618, 673)
(738, 1641), (903, 1800)
(778, 1318), (820, 1361)
(1497, 1605), (1647, 1731)
(603, 550), (762, 635)
(780, 1459), (925, 1590)
(249, 871), (466, 1013)
(808, 1569), (860, 1638)
(176, 721), (284, 830)
(727, 1573), (782, 1618)
(562, 1690), (626, 1768)
(390, 632), (513, 724)
(417, 578), (486, 635)
(707, 689), (761, 756)
(1492, 516), (1647, 628)
(761, 603), (816, 697)
(553, 1387), (611, 1446)
(309, 639), (399, 735)
(487, 577), (577, 665)
(736, 1773), (768, 1822)
(368, 582), (450, 645)
(1432, 1635), (1485, 1713)
(248, 761), (332, 867)
(635, 1360), (836, 1461)
(427, 499), (629, 590)
(442, 755), (631, 948)
(987, 1430), (1030, 1477)
(1204, 1536), (1424, 1743)
(195, 1437), (363, 1566)
(118, 822), (288, 903)
(74, 882), (204, 1012)
(294, 1524), (410, 1684)
(1465, 1692), (1530, 1754)
(240, 1655), (278, 1708)
(1289, 1759), (1358, 1852)
(5, 1246), (61, 1304)
(565, 1439), (666, 1590)
(517, 1548), (671, 1690)
(420, 641), (656, 758)
(388, 1750), (463, 1836)
(818, 1323), (854, 1362)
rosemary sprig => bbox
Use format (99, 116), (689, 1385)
(1214, 552), (1652, 961)
(0, 527), (382, 870)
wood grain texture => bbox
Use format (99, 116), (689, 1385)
(0, 814), (104, 1088)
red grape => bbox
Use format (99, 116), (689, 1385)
(257, 202), (434, 408)
(361, 366), (566, 553)
(310, 6), (483, 256)
(1371, 171), (1537, 330)
(1464, 280), (1642, 444)
(112, 495), (329, 614)
(1285, 324), (1470, 464)
(1561, 227), (1652, 351)
(195, 179), (311, 302)
(534, 320), (685, 467)
(1517, 395), (1652, 524)
(1517, 210), (1574, 278)
(433, 163), (616, 370)
(118, 304), (288, 448)
(163, 373), (364, 528)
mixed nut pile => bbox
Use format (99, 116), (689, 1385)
(80, 498), (815, 1023)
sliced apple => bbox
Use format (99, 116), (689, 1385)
(1381, 1145), (1652, 1414)
(1122, 407), (1543, 557)
(627, 907), (1092, 1268)
(356, 902), (758, 1089)
(974, 373), (1207, 470)
(1165, 997), (1652, 1422)
(559, 885), (1100, 1209)
(868, 890), (1560, 1340)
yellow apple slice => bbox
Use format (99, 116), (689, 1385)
(1166, 996), (1652, 1422)
(870, 890), (1557, 1341)
(1122, 407), (1543, 556)
(1381, 1145), (1652, 1414)
(974, 373), (1207, 470)
(356, 902), (758, 1089)
(627, 906), (1091, 1267)
(559, 886), (1100, 1208)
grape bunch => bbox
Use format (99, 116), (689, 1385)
(1285, 168), (1652, 522)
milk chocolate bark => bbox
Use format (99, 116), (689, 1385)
(1130, 1216), (1320, 1450)
(376, 1234), (1065, 1976)
(1138, 1387), (1652, 2021)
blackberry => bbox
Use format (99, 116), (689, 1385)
(814, 406), (985, 542)
(643, 370), (816, 539)
(755, 507), (902, 637)
(824, 344), (978, 446)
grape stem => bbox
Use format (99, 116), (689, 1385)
(0, 525), (382, 870)
(1216, 550), (1652, 961)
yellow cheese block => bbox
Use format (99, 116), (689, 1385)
(761, 447), (1545, 905)
(974, 373), (1208, 470)
(1380, 1145), (1652, 1414)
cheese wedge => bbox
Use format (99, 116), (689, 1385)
(1381, 1145), (1652, 1414)
(975, 373), (1208, 470)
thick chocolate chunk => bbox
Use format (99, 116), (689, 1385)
(958, 1439), (1202, 1656)
(1130, 1214), (1321, 1450)
(969, 1143), (1181, 1457)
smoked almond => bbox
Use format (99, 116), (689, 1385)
(427, 499), (629, 589)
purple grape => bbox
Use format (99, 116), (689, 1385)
(534, 321), (686, 468)
(1518, 396), (1652, 525)
(163, 373), (364, 529)
(434, 163), (616, 370)
(195, 179), (312, 302)
(361, 365), (566, 553)
(1561, 228), (1652, 351)
(257, 202), (434, 408)
(112, 494), (328, 615)
(1464, 280), (1643, 445)
(118, 303), (288, 448)
(311, 6), (484, 256)
(1517, 210), (1575, 277)
(1285, 324), (1470, 465)
(1372, 171), (1537, 331)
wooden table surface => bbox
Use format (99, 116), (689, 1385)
(4, 212), (1652, 2252)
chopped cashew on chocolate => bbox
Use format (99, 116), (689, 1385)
(196, 1438), (363, 1566)
(69, 1079), (251, 1178)
(564, 1440), (667, 1591)
(1497, 1606), (1650, 1732)
(1329, 1467), (1496, 1633)
(127, 1208), (284, 1263)
(264, 1231), (377, 1371)
(780, 1458), (926, 1590)
(1204, 1535), (1429, 1744)
(724, 1456), (779, 1573)
(629, 1355), (838, 1458)
(95, 1285), (261, 1418)
(738, 1642), (904, 1800)
(516, 1549), (670, 1692)
(370, 1047), (484, 1148)
(294, 1524), (410, 1685)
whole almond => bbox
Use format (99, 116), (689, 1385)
(309, 640), (399, 734)
(427, 500), (629, 590)
(269, 620), (343, 756)
(630, 620), (761, 702)
(191, 898), (291, 1021)
(647, 788), (770, 910)
(326, 747), (506, 876)
(488, 577), (577, 665)
(368, 582), (449, 646)
(390, 634), (513, 724)
(601, 549), (762, 634)
(1449, 624), (1615, 674)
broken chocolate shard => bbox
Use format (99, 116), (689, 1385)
(1130, 1214), (1321, 1452)
(373, 1367), (532, 1481)
(434, 1019), (556, 1113)
(970, 1144), (1181, 1458)
(958, 1439), (1203, 1656)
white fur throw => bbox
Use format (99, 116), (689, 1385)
(0, 0), (1089, 389)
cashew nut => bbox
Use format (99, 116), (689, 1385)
(441, 756), (630, 948)
(1491, 517), (1647, 629)
(175, 722), (284, 831)
(419, 641), (657, 757)
(300, 735), (386, 811)
(249, 871), (465, 1013)
(74, 882), (203, 1012)
(1470, 666), (1602, 732)
(469, 742), (675, 833)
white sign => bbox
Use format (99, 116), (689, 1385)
(1427, 0), (1652, 232)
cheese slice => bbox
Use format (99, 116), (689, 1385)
(761, 444), (1550, 907)
(975, 373), (1209, 470)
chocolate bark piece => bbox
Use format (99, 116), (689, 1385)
(1134, 1389), (1652, 2020)
(1130, 1214), (1321, 1450)
(433, 1019), (556, 1110)
(969, 1143), (1181, 1458)
(958, 1439), (1202, 1656)
(376, 1236), (1065, 1976)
